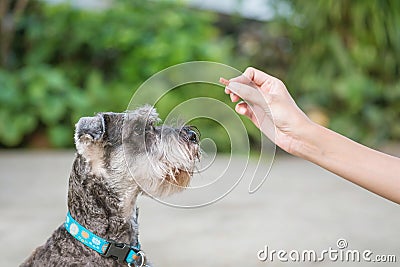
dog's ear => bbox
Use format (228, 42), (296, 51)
(74, 114), (105, 144)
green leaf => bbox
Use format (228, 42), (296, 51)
(47, 124), (74, 147)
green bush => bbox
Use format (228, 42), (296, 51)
(0, 0), (237, 148)
(271, 0), (400, 145)
(0, 65), (82, 146)
(4, 0), (398, 150)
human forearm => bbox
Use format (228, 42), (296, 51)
(221, 68), (400, 204)
(295, 122), (400, 204)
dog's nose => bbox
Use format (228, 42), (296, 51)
(181, 126), (200, 144)
(187, 129), (198, 143)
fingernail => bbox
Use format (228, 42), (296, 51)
(236, 106), (245, 114)
(230, 93), (235, 102)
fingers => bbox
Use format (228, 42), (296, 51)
(235, 102), (260, 128)
(220, 67), (277, 96)
(220, 77), (267, 106)
(229, 73), (253, 85)
(227, 67), (274, 88)
(226, 82), (266, 107)
(220, 77), (242, 102)
(219, 77), (233, 95)
(235, 101), (251, 116)
(220, 67), (276, 107)
(230, 93), (240, 102)
(242, 67), (272, 87)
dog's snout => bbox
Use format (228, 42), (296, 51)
(181, 126), (200, 144)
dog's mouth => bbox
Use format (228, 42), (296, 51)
(161, 126), (200, 188)
(165, 168), (192, 188)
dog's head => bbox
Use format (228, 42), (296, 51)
(74, 105), (200, 198)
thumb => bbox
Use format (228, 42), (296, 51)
(227, 82), (266, 107)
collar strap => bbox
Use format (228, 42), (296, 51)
(65, 211), (145, 266)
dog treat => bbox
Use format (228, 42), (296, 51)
(219, 77), (230, 86)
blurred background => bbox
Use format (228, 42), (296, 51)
(2, 1), (400, 266)
(1, 0), (400, 150)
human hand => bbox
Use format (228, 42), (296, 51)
(222, 68), (400, 204)
(220, 67), (313, 155)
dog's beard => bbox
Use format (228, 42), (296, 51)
(109, 134), (199, 198)
(165, 168), (191, 187)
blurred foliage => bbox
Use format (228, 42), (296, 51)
(0, 0), (236, 148)
(264, 0), (400, 145)
(2, 0), (400, 149)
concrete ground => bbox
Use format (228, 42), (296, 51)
(1, 150), (399, 266)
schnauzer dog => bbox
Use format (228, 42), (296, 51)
(21, 105), (200, 267)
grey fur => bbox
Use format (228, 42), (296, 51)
(21, 105), (200, 267)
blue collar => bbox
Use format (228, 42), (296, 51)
(65, 211), (145, 266)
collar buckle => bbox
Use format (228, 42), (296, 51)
(103, 241), (131, 262)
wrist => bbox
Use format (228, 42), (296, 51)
(290, 120), (323, 160)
